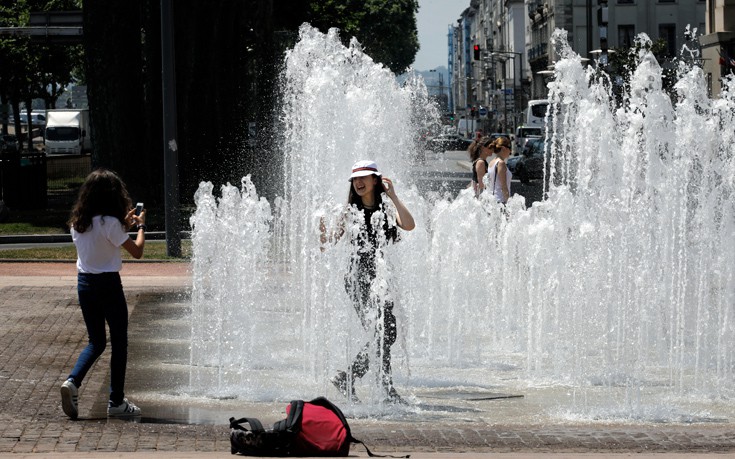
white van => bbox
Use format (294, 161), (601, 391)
(456, 117), (479, 140)
(525, 99), (549, 128)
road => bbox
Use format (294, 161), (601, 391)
(416, 149), (544, 205)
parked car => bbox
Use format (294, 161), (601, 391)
(513, 137), (549, 184)
(0, 134), (20, 153)
(514, 126), (543, 155)
(506, 154), (522, 174)
(18, 112), (47, 127)
(428, 133), (472, 152)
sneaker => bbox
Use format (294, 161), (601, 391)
(331, 371), (360, 403)
(60, 380), (78, 419)
(107, 398), (141, 417)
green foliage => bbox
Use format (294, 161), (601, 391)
(0, 0), (85, 151)
(605, 38), (677, 105)
(306, 0), (419, 74)
(0, 222), (63, 235)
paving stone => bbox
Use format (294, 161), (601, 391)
(0, 263), (733, 454)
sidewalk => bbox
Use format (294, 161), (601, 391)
(0, 261), (733, 457)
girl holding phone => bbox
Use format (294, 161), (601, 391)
(61, 169), (146, 419)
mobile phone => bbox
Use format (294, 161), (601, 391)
(382, 180), (390, 193)
(135, 202), (144, 216)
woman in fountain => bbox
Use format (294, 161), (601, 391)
(484, 137), (513, 203)
(320, 160), (415, 404)
(468, 136), (496, 197)
(60, 169), (146, 419)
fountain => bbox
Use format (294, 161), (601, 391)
(188, 25), (735, 423)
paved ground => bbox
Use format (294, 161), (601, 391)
(0, 262), (734, 457)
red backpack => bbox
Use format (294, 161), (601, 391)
(229, 397), (408, 457)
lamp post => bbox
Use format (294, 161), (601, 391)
(490, 51), (524, 133)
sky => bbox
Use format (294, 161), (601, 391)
(413, 0), (469, 71)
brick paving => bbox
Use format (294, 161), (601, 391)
(0, 262), (734, 456)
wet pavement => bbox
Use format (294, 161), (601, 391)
(0, 261), (734, 456)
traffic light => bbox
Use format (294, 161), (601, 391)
(473, 45), (481, 61)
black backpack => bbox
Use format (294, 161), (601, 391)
(229, 396), (408, 457)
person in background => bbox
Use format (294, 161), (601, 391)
(321, 160), (415, 404)
(468, 136), (495, 197)
(485, 137), (513, 203)
(61, 169), (146, 419)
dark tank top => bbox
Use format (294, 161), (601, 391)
(352, 203), (398, 278)
(471, 158), (488, 183)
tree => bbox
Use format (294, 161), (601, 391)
(82, 0), (152, 201)
(31, 42), (83, 109)
(305, 0), (419, 74)
(76, 0), (420, 210)
(605, 38), (676, 107)
(0, 0), (84, 146)
(0, 1), (32, 144)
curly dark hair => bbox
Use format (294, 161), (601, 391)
(68, 169), (132, 233)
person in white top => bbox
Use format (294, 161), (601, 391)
(484, 137), (513, 203)
(60, 169), (146, 419)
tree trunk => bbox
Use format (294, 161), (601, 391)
(82, 1), (147, 199)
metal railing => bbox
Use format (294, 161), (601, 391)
(46, 154), (90, 191)
(0, 153), (91, 209)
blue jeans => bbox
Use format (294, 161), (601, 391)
(68, 272), (128, 405)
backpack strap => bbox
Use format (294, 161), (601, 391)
(308, 397), (349, 433)
(349, 437), (411, 458)
(273, 400), (304, 433)
(229, 416), (265, 433)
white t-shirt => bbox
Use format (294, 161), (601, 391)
(72, 215), (130, 273)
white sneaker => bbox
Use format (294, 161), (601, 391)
(60, 380), (78, 419)
(107, 398), (141, 417)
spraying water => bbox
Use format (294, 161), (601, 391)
(189, 25), (735, 422)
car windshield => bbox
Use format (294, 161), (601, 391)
(525, 139), (546, 156)
(46, 126), (80, 141)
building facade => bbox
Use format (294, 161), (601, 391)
(451, 0), (709, 133)
(700, 0), (735, 97)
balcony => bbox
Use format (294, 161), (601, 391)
(528, 1), (550, 22)
(528, 42), (548, 61)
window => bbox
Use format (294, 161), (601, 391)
(45, 127), (80, 141)
(618, 25), (635, 48)
(659, 24), (676, 56)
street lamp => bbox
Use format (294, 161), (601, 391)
(491, 51), (524, 133)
